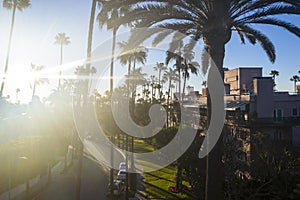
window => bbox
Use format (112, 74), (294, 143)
(292, 108), (298, 117)
(274, 109), (284, 120)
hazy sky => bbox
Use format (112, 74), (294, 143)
(0, 0), (299, 103)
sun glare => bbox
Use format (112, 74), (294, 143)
(5, 64), (37, 103)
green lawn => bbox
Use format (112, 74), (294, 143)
(134, 139), (191, 199)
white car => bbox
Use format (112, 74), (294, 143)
(119, 162), (127, 170)
(117, 169), (127, 180)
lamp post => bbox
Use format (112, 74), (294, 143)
(19, 156), (29, 200)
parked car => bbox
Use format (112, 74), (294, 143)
(108, 180), (125, 196)
(117, 169), (127, 180)
(119, 162), (126, 170)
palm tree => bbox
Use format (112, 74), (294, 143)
(97, 1), (131, 93)
(102, 1), (300, 199)
(290, 75), (300, 93)
(270, 70), (279, 89)
(30, 63), (49, 100)
(154, 62), (167, 99)
(163, 68), (177, 127)
(86, 0), (97, 69)
(118, 1), (300, 198)
(118, 41), (148, 75)
(54, 33), (70, 89)
(166, 50), (184, 101)
(0, 0), (31, 97)
(149, 75), (157, 101)
(181, 52), (199, 99)
(85, 0), (98, 94)
(15, 88), (20, 103)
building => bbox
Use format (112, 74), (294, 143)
(196, 67), (300, 179)
(224, 67), (262, 95)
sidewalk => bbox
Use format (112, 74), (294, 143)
(35, 161), (77, 200)
(0, 157), (65, 200)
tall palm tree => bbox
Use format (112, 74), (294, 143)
(290, 75), (300, 93)
(54, 33), (70, 89)
(163, 68), (177, 127)
(166, 50), (184, 101)
(15, 88), (20, 103)
(30, 63), (49, 100)
(118, 41), (148, 75)
(0, 0), (31, 97)
(166, 45), (199, 101)
(85, 0), (98, 94)
(102, 0), (300, 199)
(182, 53), (200, 98)
(114, 1), (300, 198)
(97, 0), (131, 93)
(149, 75), (157, 101)
(154, 62), (167, 99)
(270, 70), (279, 89)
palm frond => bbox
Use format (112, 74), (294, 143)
(237, 25), (276, 63)
(152, 29), (174, 46)
(201, 46), (209, 75)
(248, 18), (300, 38)
(236, 5), (300, 24)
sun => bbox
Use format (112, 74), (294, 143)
(4, 63), (35, 103)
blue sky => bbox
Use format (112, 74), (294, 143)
(0, 0), (299, 103)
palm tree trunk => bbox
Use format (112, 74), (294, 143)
(167, 79), (171, 127)
(58, 44), (63, 88)
(158, 70), (162, 99)
(182, 73), (187, 101)
(178, 70), (181, 101)
(110, 27), (117, 93)
(86, 0), (97, 94)
(205, 40), (225, 200)
(0, 4), (17, 97)
(31, 81), (36, 100)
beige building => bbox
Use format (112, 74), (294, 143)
(224, 67), (262, 95)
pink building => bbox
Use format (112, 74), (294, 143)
(251, 77), (300, 119)
(224, 67), (262, 95)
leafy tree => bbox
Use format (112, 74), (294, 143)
(54, 33), (71, 88)
(0, 0), (31, 97)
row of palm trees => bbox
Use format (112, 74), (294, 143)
(94, 1), (300, 199)
(270, 69), (300, 93)
(2, 0), (300, 199)
(0, 0), (72, 99)
(290, 70), (300, 93)
(0, 0), (31, 97)
(115, 40), (201, 103)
